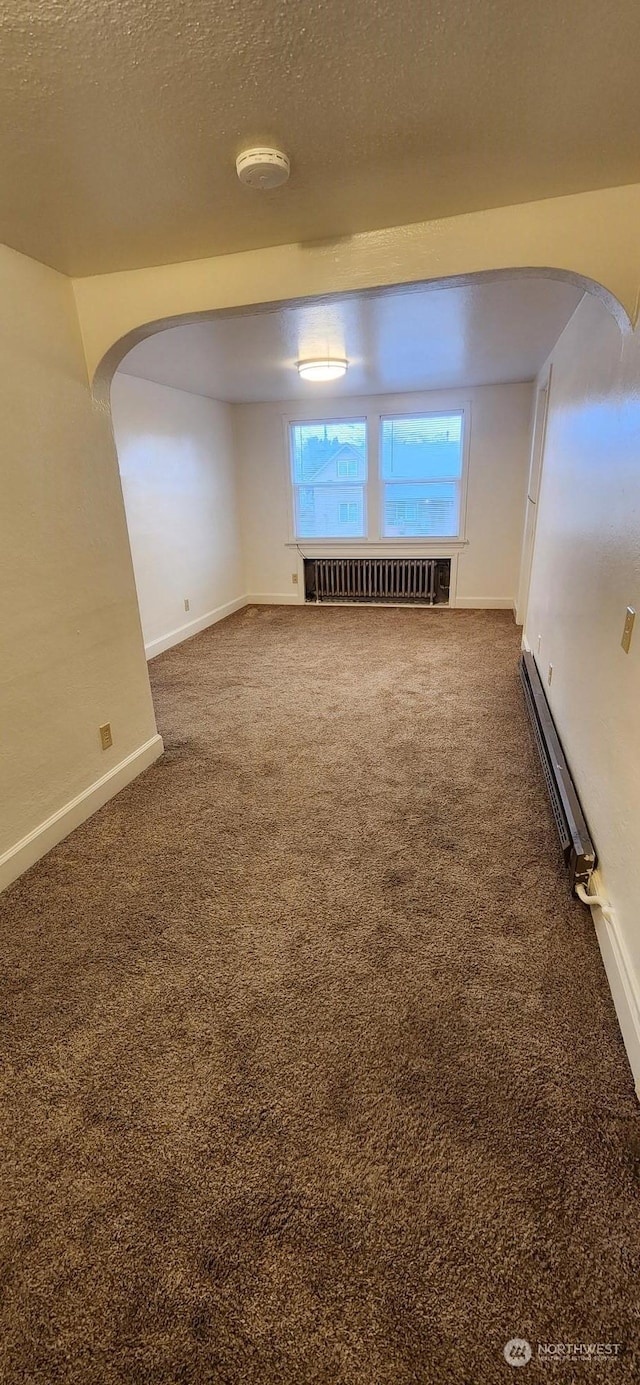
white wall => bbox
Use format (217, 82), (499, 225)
(525, 292), (640, 1087)
(0, 245), (160, 890)
(234, 385), (532, 607)
(111, 374), (245, 657)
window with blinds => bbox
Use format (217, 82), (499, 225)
(290, 419), (367, 539)
(380, 412), (464, 538)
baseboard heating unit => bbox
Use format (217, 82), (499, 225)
(520, 650), (596, 890)
(304, 557), (450, 605)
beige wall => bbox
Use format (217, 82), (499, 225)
(234, 385), (532, 607)
(525, 293), (640, 1084)
(111, 374), (244, 656)
(0, 245), (160, 889)
(74, 184), (640, 385)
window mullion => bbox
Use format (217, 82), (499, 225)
(367, 412), (379, 541)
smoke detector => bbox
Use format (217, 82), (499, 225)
(236, 146), (290, 190)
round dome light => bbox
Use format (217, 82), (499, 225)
(236, 147), (290, 189)
(297, 358), (348, 382)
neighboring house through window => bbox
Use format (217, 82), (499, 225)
(337, 456), (359, 479)
(289, 421), (367, 539)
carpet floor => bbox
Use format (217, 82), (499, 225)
(1, 606), (638, 1384)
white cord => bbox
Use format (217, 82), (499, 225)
(576, 881), (614, 923)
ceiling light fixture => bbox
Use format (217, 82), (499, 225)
(297, 358), (348, 382)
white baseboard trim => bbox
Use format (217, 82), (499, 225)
(245, 593), (298, 606)
(586, 873), (640, 1098)
(245, 595), (518, 612)
(145, 595), (248, 659)
(0, 734), (164, 894)
(453, 597), (515, 610)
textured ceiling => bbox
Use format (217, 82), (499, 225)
(3, 0), (640, 277)
(117, 276), (582, 402)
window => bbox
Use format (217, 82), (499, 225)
(381, 412), (464, 538)
(287, 408), (467, 544)
(290, 419), (367, 538)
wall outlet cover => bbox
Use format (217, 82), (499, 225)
(99, 723), (113, 750)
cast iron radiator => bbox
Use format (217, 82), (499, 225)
(304, 557), (450, 605)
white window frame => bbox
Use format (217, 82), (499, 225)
(283, 398), (471, 564)
(287, 416), (369, 542)
(379, 407), (469, 542)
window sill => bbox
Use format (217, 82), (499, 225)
(286, 539), (468, 552)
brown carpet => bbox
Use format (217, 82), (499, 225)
(1, 606), (638, 1383)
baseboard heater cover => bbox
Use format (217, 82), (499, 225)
(520, 651), (595, 889)
(304, 557), (450, 605)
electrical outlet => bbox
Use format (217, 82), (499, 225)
(547, 664), (553, 686)
(537, 634), (542, 654)
(621, 606), (635, 654)
(184, 598), (190, 612)
(291, 572), (298, 585)
(99, 722), (113, 750)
